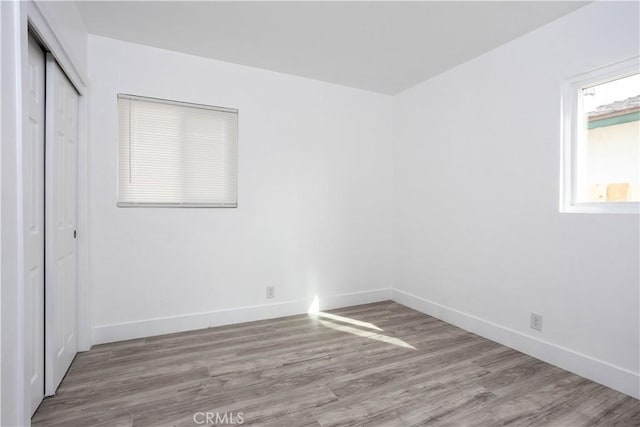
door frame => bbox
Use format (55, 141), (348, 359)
(5, 0), (89, 421)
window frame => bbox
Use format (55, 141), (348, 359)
(560, 57), (640, 214)
(116, 94), (239, 208)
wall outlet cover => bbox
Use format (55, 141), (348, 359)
(530, 313), (543, 331)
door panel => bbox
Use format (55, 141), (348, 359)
(26, 33), (46, 415)
(45, 54), (79, 395)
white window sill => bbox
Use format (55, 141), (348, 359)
(561, 202), (640, 214)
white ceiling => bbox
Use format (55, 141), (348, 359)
(76, 1), (587, 94)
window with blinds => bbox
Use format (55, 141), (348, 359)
(117, 95), (238, 207)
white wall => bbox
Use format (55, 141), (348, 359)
(87, 35), (393, 343)
(392, 1), (639, 398)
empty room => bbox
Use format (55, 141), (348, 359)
(1, 0), (639, 426)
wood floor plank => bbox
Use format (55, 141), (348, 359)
(32, 301), (639, 426)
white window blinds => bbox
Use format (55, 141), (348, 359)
(118, 95), (238, 207)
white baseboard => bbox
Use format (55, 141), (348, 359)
(91, 288), (391, 345)
(391, 289), (640, 399)
(91, 286), (638, 399)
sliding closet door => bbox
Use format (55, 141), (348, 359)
(45, 53), (79, 395)
(26, 33), (46, 415)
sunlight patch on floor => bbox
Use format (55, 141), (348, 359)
(318, 319), (416, 349)
(316, 311), (383, 331)
(307, 295), (414, 349)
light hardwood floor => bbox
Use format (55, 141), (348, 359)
(32, 301), (639, 426)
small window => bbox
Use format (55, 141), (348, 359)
(562, 58), (640, 214)
(118, 95), (238, 207)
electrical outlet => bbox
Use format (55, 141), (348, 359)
(266, 286), (275, 299)
(530, 313), (543, 331)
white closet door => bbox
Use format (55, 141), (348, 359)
(26, 33), (46, 415)
(45, 54), (79, 395)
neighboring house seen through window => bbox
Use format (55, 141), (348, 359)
(562, 59), (639, 213)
